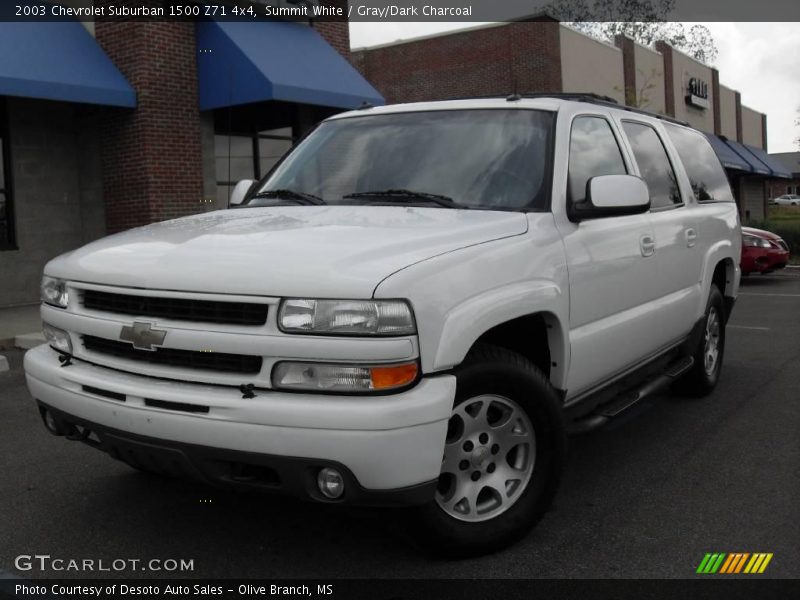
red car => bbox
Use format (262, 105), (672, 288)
(741, 226), (790, 275)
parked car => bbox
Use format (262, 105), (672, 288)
(741, 226), (791, 275)
(772, 194), (800, 206)
(24, 96), (741, 557)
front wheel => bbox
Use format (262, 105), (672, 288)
(412, 345), (566, 557)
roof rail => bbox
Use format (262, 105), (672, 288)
(455, 92), (691, 127)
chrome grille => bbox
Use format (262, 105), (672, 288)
(82, 335), (263, 374)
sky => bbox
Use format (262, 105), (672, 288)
(349, 22), (800, 153)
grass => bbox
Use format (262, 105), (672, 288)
(746, 206), (800, 264)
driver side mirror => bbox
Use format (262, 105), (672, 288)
(568, 174), (650, 222)
(228, 179), (256, 207)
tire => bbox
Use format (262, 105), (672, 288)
(411, 344), (566, 557)
(673, 285), (726, 397)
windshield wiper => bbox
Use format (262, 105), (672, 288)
(249, 189), (326, 205)
(342, 189), (463, 209)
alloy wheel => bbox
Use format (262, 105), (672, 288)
(703, 306), (721, 376)
(436, 395), (536, 522)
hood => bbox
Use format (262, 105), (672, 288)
(47, 206), (528, 298)
(741, 226), (781, 241)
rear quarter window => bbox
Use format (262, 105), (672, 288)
(664, 124), (735, 203)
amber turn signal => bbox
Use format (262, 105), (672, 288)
(370, 362), (419, 390)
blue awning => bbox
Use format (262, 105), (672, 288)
(724, 139), (771, 176)
(0, 21), (136, 108)
(196, 20), (384, 111)
(704, 134), (752, 172)
(741, 144), (792, 179)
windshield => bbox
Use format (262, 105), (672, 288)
(247, 109), (554, 211)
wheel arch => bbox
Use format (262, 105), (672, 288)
(710, 255), (737, 321)
(432, 282), (568, 391)
(700, 240), (739, 321)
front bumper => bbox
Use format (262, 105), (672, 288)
(24, 345), (455, 504)
(741, 248), (790, 274)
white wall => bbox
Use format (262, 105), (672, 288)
(560, 26), (625, 104)
(632, 43), (665, 114)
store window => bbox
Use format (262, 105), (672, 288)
(0, 99), (15, 250)
(215, 127), (294, 206)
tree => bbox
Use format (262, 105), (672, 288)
(615, 67), (661, 108)
(544, 0), (719, 64)
(795, 106), (800, 150)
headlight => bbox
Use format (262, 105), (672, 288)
(272, 361), (419, 393)
(742, 235), (771, 248)
(279, 299), (415, 336)
(41, 276), (68, 308)
(42, 323), (72, 354)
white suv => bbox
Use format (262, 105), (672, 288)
(25, 96), (741, 556)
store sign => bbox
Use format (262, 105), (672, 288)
(686, 77), (710, 109)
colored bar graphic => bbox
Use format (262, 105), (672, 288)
(697, 553), (728, 573)
(710, 553), (726, 573)
(734, 553), (750, 573)
(719, 554), (736, 573)
(744, 554), (760, 573)
(701, 552), (773, 574)
(758, 554), (773, 573)
(697, 553), (713, 574)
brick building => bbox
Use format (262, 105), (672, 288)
(352, 19), (791, 221)
(0, 1), (381, 308)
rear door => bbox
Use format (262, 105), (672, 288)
(618, 119), (702, 341)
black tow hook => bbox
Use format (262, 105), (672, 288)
(65, 426), (92, 442)
(239, 383), (256, 399)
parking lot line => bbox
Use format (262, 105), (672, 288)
(728, 325), (770, 331)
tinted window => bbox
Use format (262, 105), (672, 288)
(254, 110), (554, 210)
(622, 122), (682, 209)
(568, 116), (627, 204)
(664, 124), (734, 202)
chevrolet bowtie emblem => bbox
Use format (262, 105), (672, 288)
(120, 322), (167, 351)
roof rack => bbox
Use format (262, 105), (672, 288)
(459, 92), (691, 127)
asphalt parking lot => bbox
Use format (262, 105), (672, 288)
(1, 270), (798, 580)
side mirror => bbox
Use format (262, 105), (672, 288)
(569, 174), (650, 222)
(229, 179), (256, 207)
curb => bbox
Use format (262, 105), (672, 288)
(15, 332), (45, 350)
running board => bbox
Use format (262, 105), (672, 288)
(569, 356), (694, 434)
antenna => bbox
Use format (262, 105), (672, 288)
(227, 63), (233, 208)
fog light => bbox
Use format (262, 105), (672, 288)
(40, 408), (66, 436)
(44, 410), (58, 433)
(317, 467), (345, 499)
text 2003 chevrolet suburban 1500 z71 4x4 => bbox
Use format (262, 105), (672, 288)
(25, 96), (741, 556)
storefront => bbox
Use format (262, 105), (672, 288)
(352, 18), (791, 220)
(0, 2), (381, 308)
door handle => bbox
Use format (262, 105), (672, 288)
(685, 228), (697, 248)
(640, 234), (656, 257)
